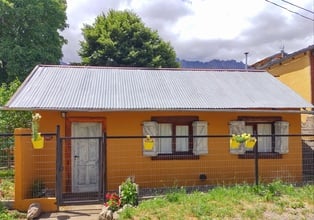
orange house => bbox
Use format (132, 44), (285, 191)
(5, 65), (313, 211)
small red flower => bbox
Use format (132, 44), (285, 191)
(104, 192), (121, 212)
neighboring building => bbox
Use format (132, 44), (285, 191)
(251, 45), (314, 183)
(5, 65), (313, 211)
(250, 45), (314, 120)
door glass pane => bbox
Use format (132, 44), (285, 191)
(176, 125), (188, 152)
(159, 123), (172, 153)
(257, 124), (272, 152)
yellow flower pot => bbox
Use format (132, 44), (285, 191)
(230, 139), (241, 149)
(144, 140), (154, 150)
(32, 134), (44, 149)
(245, 138), (256, 149)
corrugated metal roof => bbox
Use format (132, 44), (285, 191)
(4, 65), (313, 111)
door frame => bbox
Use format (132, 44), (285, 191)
(65, 117), (106, 193)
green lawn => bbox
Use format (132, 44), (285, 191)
(119, 181), (314, 219)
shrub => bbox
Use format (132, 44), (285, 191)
(119, 178), (138, 206)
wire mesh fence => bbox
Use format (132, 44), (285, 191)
(1, 132), (313, 204)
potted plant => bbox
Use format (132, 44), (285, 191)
(245, 136), (257, 150)
(230, 133), (256, 153)
(143, 135), (154, 150)
(119, 177), (139, 206)
(31, 113), (44, 149)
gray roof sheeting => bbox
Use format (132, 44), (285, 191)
(5, 65), (313, 111)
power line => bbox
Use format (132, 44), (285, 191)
(265, 0), (314, 21)
(281, 0), (314, 14)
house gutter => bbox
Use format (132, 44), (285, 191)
(1, 106), (314, 114)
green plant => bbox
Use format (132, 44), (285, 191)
(119, 178), (138, 206)
(104, 192), (121, 212)
(31, 179), (46, 198)
(31, 113), (42, 141)
(231, 133), (254, 143)
(0, 178), (14, 200)
(118, 183), (314, 219)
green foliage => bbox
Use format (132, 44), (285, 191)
(119, 178), (138, 206)
(0, 169), (14, 178)
(0, 0), (68, 83)
(31, 179), (46, 198)
(80, 10), (180, 68)
(252, 180), (294, 201)
(119, 182), (314, 219)
(0, 178), (14, 200)
(0, 202), (26, 220)
(0, 79), (31, 133)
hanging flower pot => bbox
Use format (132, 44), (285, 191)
(143, 135), (154, 150)
(32, 113), (44, 149)
(230, 133), (255, 154)
(230, 138), (241, 149)
(32, 133), (44, 149)
(245, 137), (256, 150)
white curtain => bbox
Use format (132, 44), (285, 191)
(257, 124), (272, 152)
(176, 125), (188, 152)
(245, 125), (253, 135)
(159, 123), (172, 153)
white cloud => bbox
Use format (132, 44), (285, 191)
(61, 0), (314, 64)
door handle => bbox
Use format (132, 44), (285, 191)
(74, 155), (79, 159)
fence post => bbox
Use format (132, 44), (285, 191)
(254, 142), (259, 185)
(55, 125), (62, 208)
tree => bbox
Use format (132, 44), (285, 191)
(0, 0), (68, 83)
(79, 10), (180, 68)
(0, 79), (31, 133)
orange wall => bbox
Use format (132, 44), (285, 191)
(32, 110), (303, 191)
(14, 128), (57, 212)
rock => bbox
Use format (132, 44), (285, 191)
(26, 203), (41, 220)
(99, 206), (114, 220)
(113, 211), (119, 220)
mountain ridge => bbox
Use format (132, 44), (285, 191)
(177, 59), (246, 69)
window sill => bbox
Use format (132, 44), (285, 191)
(238, 152), (283, 159)
(151, 154), (200, 160)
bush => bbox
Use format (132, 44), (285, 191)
(119, 178), (138, 206)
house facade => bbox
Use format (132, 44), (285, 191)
(5, 65), (313, 211)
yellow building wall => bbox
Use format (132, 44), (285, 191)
(266, 53), (312, 122)
(14, 128), (57, 212)
(39, 111), (303, 189)
(15, 110), (303, 210)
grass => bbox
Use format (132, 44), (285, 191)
(0, 169), (26, 219)
(0, 169), (14, 200)
(119, 181), (314, 219)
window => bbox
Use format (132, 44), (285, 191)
(245, 122), (273, 153)
(142, 116), (208, 159)
(229, 117), (289, 158)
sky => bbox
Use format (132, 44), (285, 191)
(61, 0), (314, 65)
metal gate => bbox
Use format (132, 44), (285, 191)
(55, 126), (105, 205)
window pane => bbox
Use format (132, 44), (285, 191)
(257, 124), (272, 152)
(159, 123), (172, 153)
(176, 125), (188, 152)
(245, 125), (253, 135)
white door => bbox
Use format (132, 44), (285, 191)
(71, 122), (102, 193)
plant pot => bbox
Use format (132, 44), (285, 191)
(143, 140), (154, 150)
(32, 134), (44, 149)
(245, 138), (256, 150)
(230, 139), (241, 149)
(230, 143), (245, 154)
